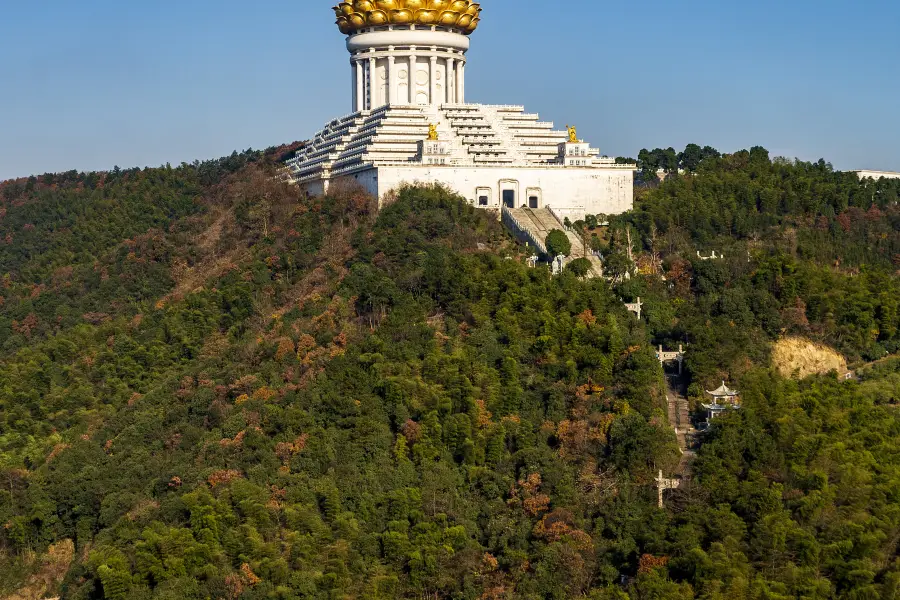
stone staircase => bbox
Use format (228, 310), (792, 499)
(479, 105), (529, 163)
(504, 207), (604, 277)
(421, 106), (472, 166)
(665, 375), (697, 477)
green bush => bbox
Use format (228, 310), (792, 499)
(545, 229), (572, 256)
(566, 258), (592, 278)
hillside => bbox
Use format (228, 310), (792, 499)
(0, 148), (899, 600)
(771, 337), (848, 380)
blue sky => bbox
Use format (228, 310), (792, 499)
(1, 0), (898, 180)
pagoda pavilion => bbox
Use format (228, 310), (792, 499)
(701, 381), (740, 425)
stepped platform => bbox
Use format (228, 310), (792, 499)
(285, 103), (636, 217)
(286, 103), (612, 185)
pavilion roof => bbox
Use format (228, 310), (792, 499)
(706, 381), (739, 397)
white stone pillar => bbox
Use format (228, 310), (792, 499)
(429, 55), (438, 105)
(362, 57), (370, 110)
(408, 48), (417, 104)
(387, 54), (395, 106)
(447, 57), (456, 103)
(354, 59), (364, 112)
(368, 56), (376, 109)
(458, 61), (465, 103)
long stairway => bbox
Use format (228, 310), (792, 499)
(666, 375), (697, 478)
(505, 208), (604, 277)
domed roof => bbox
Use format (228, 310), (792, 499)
(333, 1), (482, 35)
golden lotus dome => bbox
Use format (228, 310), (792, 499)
(334, 0), (481, 35)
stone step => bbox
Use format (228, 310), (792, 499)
(503, 209), (604, 277)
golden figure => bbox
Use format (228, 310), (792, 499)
(334, 1), (481, 35)
(428, 124), (439, 141)
(566, 125), (578, 143)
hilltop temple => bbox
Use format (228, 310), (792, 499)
(286, 1), (635, 219)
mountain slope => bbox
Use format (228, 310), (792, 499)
(0, 147), (899, 600)
(1, 165), (673, 599)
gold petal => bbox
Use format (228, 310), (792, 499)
(391, 8), (413, 23)
(438, 10), (460, 25)
(415, 9), (437, 24)
(404, 0), (427, 10)
(368, 9), (389, 24)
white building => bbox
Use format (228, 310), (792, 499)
(286, 1), (635, 219)
(852, 170), (900, 181)
(701, 382), (741, 426)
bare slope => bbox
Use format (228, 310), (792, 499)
(772, 336), (848, 379)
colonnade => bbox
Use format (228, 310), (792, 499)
(351, 48), (466, 111)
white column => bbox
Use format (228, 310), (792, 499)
(408, 48), (417, 104)
(368, 56), (376, 109)
(363, 57), (370, 110)
(355, 59), (364, 112)
(458, 60), (465, 103)
(447, 57), (456, 103)
(429, 55), (438, 105)
(387, 55), (395, 106)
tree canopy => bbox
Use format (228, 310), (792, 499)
(545, 229), (572, 257)
(0, 144), (898, 599)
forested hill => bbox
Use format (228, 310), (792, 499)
(0, 148), (898, 600)
(617, 148), (900, 380)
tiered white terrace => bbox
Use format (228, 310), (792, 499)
(285, 7), (636, 219)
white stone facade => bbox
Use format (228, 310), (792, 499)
(852, 170), (900, 181)
(355, 163), (632, 215)
(286, 23), (636, 220)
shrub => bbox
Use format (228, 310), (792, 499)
(545, 230), (572, 257)
(566, 258), (592, 278)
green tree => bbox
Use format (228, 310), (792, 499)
(678, 143), (704, 173)
(546, 229), (572, 256)
(566, 258), (592, 278)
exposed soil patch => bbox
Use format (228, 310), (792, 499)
(772, 337), (848, 379)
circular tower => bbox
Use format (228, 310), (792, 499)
(333, 1), (482, 111)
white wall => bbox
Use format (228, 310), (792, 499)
(365, 165), (634, 218)
(853, 170), (900, 180)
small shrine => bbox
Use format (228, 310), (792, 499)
(701, 381), (740, 424)
(418, 127), (452, 166)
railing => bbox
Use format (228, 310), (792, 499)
(501, 205), (548, 256)
(546, 205), (568, 230)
